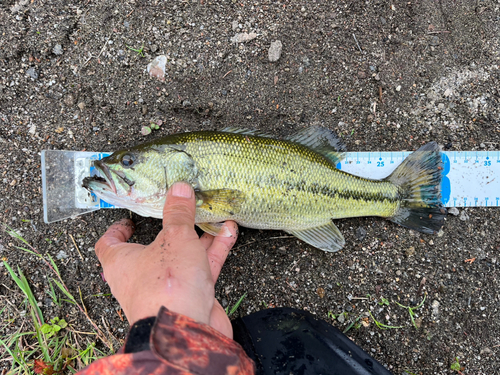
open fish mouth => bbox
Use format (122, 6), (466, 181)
(82, 160), (117, 194)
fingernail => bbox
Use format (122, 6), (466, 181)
(170, 182), (193, 198)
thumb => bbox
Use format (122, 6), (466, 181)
(163, 182), (196, 229)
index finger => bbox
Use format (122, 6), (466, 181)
(206, 221), (239, 283)
(95, 218), (135, 260)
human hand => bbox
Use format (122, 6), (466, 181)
(94, 182), (239, 338)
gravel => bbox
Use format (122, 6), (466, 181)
(1, 1), (499, 374)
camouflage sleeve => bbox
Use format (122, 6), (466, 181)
(77, 306), (255, 375)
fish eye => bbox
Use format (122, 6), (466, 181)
(121, 154), (135, 167)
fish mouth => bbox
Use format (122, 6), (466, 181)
(82, 160), (117, 194)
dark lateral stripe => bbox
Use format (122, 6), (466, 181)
(284, 181), (399, 203)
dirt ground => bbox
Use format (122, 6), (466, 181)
(1, 0), (500, 374)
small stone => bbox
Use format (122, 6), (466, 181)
(374, 73), (380, 81)
(56, 250), (68, 260)
(268, 40), (283, 62)
(221, 298), (228, 308)
(337, 313), (345, 323)
(150, 44), (158, 53)
(444, 88), (453, 97)
(429, 36), (439, 46)
(431, 300), (440, 318)
(459, 211), (469, 221)
(26, 67), (38, 79)
(142, 105), (148, 115)
(53, 44), (63, 55)
(316, 287), (325, 299)
(230, 32), (258, 43)
(231, 20), (238, 31)
(380, 17), (386, 25)
(77, 102), (86, 111)
(10, 179), (17, 186)
(437, 229), (444, 237)
(480, 347), (492, 355)
(355, 227), (367, 241)
(358, 71), (366, 79)
(182, 100), (191, 107)
(55, 127), (64, 133)
(480, 143), (486, 149)
(29, 124), (36, 135)
(448, 207), (459, 216)
(396, 85), (401, 92)
(405, 246), (415, 257)
(64, 94), (75, 107)
(429, 240), (434, 245)
(147, 55), (167, 81)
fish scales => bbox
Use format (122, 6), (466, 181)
(174, 132), (400, 230)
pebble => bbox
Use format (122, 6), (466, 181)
(431, 300), (440, 318)
(448, 207), (459, 216)
(429, 36), (440, 46)
(459, 211), (469, 221)
(355, 226), (367, 241)
(396, 85), (401, 92)
(142, 105), (148, 115)
(56, 250), (68, 259)
(64, 94), (75, 107)
(405, 246), (415, 257)
(78, 102), (86, 111)
(337, 313), (345, 323)
(52, 44), (63, 55)
(221, 298), (228, 308)
(268, 40), (283, 62)
(147, 55), (167, 81)
(26, 67), (38, 79)
(182, 99), (191, 107)
(316, 287), (325, 299)
(230, 32), (258, 43)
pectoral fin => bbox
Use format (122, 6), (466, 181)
(195, 189), (244, 217)
(288, 221), (345, 252)
(196, 222), (233, 237)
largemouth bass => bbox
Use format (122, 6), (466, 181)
(82, 127), (446, 252)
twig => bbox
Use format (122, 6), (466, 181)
(427, 30), (450, 34)
(352, 33), (363, 53)
(234, 235), (295, 250)
(69, 233), (84, 261)
(222, 70), (232, 79)
(352, 297), (369, 300)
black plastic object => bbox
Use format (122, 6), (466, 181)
(232, 307), (393, 375)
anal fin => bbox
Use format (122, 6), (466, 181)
(288, 221), (345, 252)
(197, 222), (232, 237)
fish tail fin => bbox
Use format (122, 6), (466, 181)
(385, 142), (447, 234)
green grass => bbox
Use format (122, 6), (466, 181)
(369, 312), (403, 330)
(1, 226), (116, 373)
(126, 44), (145, 57)
(225, 292), (247, 316)
(395, 294), (427, 329)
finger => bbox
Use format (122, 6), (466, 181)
(200, 232), (214, 250)
(209, 299), (233, 339)
(206, 221), (238, 282)
(163, 182), (196, 229)
(95, 219), (135, 260)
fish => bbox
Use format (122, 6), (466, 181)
(82, 127), (446, 252)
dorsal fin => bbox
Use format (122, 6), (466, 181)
(221, 127), (273, 138)
(285, 126), (346, 165)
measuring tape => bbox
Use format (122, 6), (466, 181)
(76, 150), (500, 210)
(338, 151), (500, 207)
